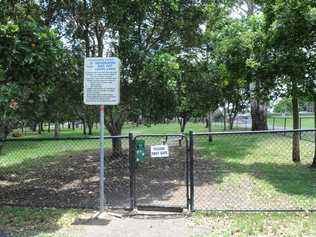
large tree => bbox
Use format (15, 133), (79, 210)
(0, 18), (64, 138)
(211, 18), (251, 130)
(236, 0), (270, 130)
(263, 0), (316, 162)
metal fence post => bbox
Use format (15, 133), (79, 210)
(185, 136), (190, 210)
(129, 133), (136, 210)
(300, 118), (302, 140)
(0, 138), (3, 155)
(208, 111), (213, 142)
(189, 131), (194, 211)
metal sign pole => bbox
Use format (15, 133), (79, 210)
(84, 57), (120, 212)
(99, 105), (105, 212)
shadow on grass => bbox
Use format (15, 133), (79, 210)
(229, 162), (316, 196)
(0, 145), (131, 210)
(0, 207), (88, 237)
(194, 133), (316, 198)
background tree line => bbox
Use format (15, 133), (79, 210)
(0, 0), (315, 164)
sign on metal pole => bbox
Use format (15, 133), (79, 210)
(83, 57), (120, 212)
(84, 57), (120, 105)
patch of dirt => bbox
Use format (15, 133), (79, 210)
(0, 149), (130, 209)
(1, 140), (301, 211)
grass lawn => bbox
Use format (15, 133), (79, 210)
(1, 122), (227, 168)
(194, 132), (316, 210)
(194, 212), (316, 237)
(268, 117), (314, 129)
(11, 122), (225, 138)
(0, 207), (85, 237)
(1, 207), (316, 237)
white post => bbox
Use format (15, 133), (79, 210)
(99, 105), (105, 212)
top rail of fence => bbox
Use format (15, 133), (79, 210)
(134, 133), (186, 138)
(193, 129), (316, 136)
(3, 135), (129, 142)
(2, 129), (316, 142)
(270, 116), (314, 118)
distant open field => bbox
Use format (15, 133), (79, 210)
(268, 117), (314, 129)
(10, 122), (229, 139)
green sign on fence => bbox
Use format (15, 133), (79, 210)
(135, 140), (145, 162)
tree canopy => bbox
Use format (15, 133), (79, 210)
(0, 0), (316, 164)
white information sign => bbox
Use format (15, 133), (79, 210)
(84, 57), (120, 105)
(150, 145), (169, 158)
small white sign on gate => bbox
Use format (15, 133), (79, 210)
(150, 145), (169, 158)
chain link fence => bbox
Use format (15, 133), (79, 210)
(1, 130), (316, 212)
(0, 136), (130, 209)
(192, 130), (316, 211)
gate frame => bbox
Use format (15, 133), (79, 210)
(131, 133), (190, 210)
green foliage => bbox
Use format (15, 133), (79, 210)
(273, 98), (292, 113)
(139, 53), (180, 122)
(264, 0), (316, 96)
(274, 97), (313, 113)
(0, 15), (76, 138)
(0, 0), (315, 136)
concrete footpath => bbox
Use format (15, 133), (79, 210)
(56, 211), (212, 237)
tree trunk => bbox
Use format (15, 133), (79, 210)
(205, 118), (209, 128)
(38, 122), (42, 135)
(208, 111), (213, 142)
(68, 121), (71, 129)
(82, 119), (87, 135)
(112, 136), (122, 157)
(108, 127), (123, 157)
(292, 95), (300, 162)
(54, 121), (59, 137)
(0, 123), (6, 154)
(179, 117), (187, 134)
(72, 121), (75, 130)
(223, 105), (227, 131)
(48, 122), (50, 133)
(87, 120), (93, 135)
(178, 116), (188, 146)
(31, 122), (37, 132)
(311, 98), (316, 168)
(251, 100), (268, 130)
(229, 117), (234, 130)
(228, 111), (235, 130)
(104, 109), (126, 157)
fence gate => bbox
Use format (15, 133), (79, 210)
(133, 134), (189, 210)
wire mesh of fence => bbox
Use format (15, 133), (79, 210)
(0, 136), (130, 209)
(192, 130), (316, 211)
(0, 130), (315, 212)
